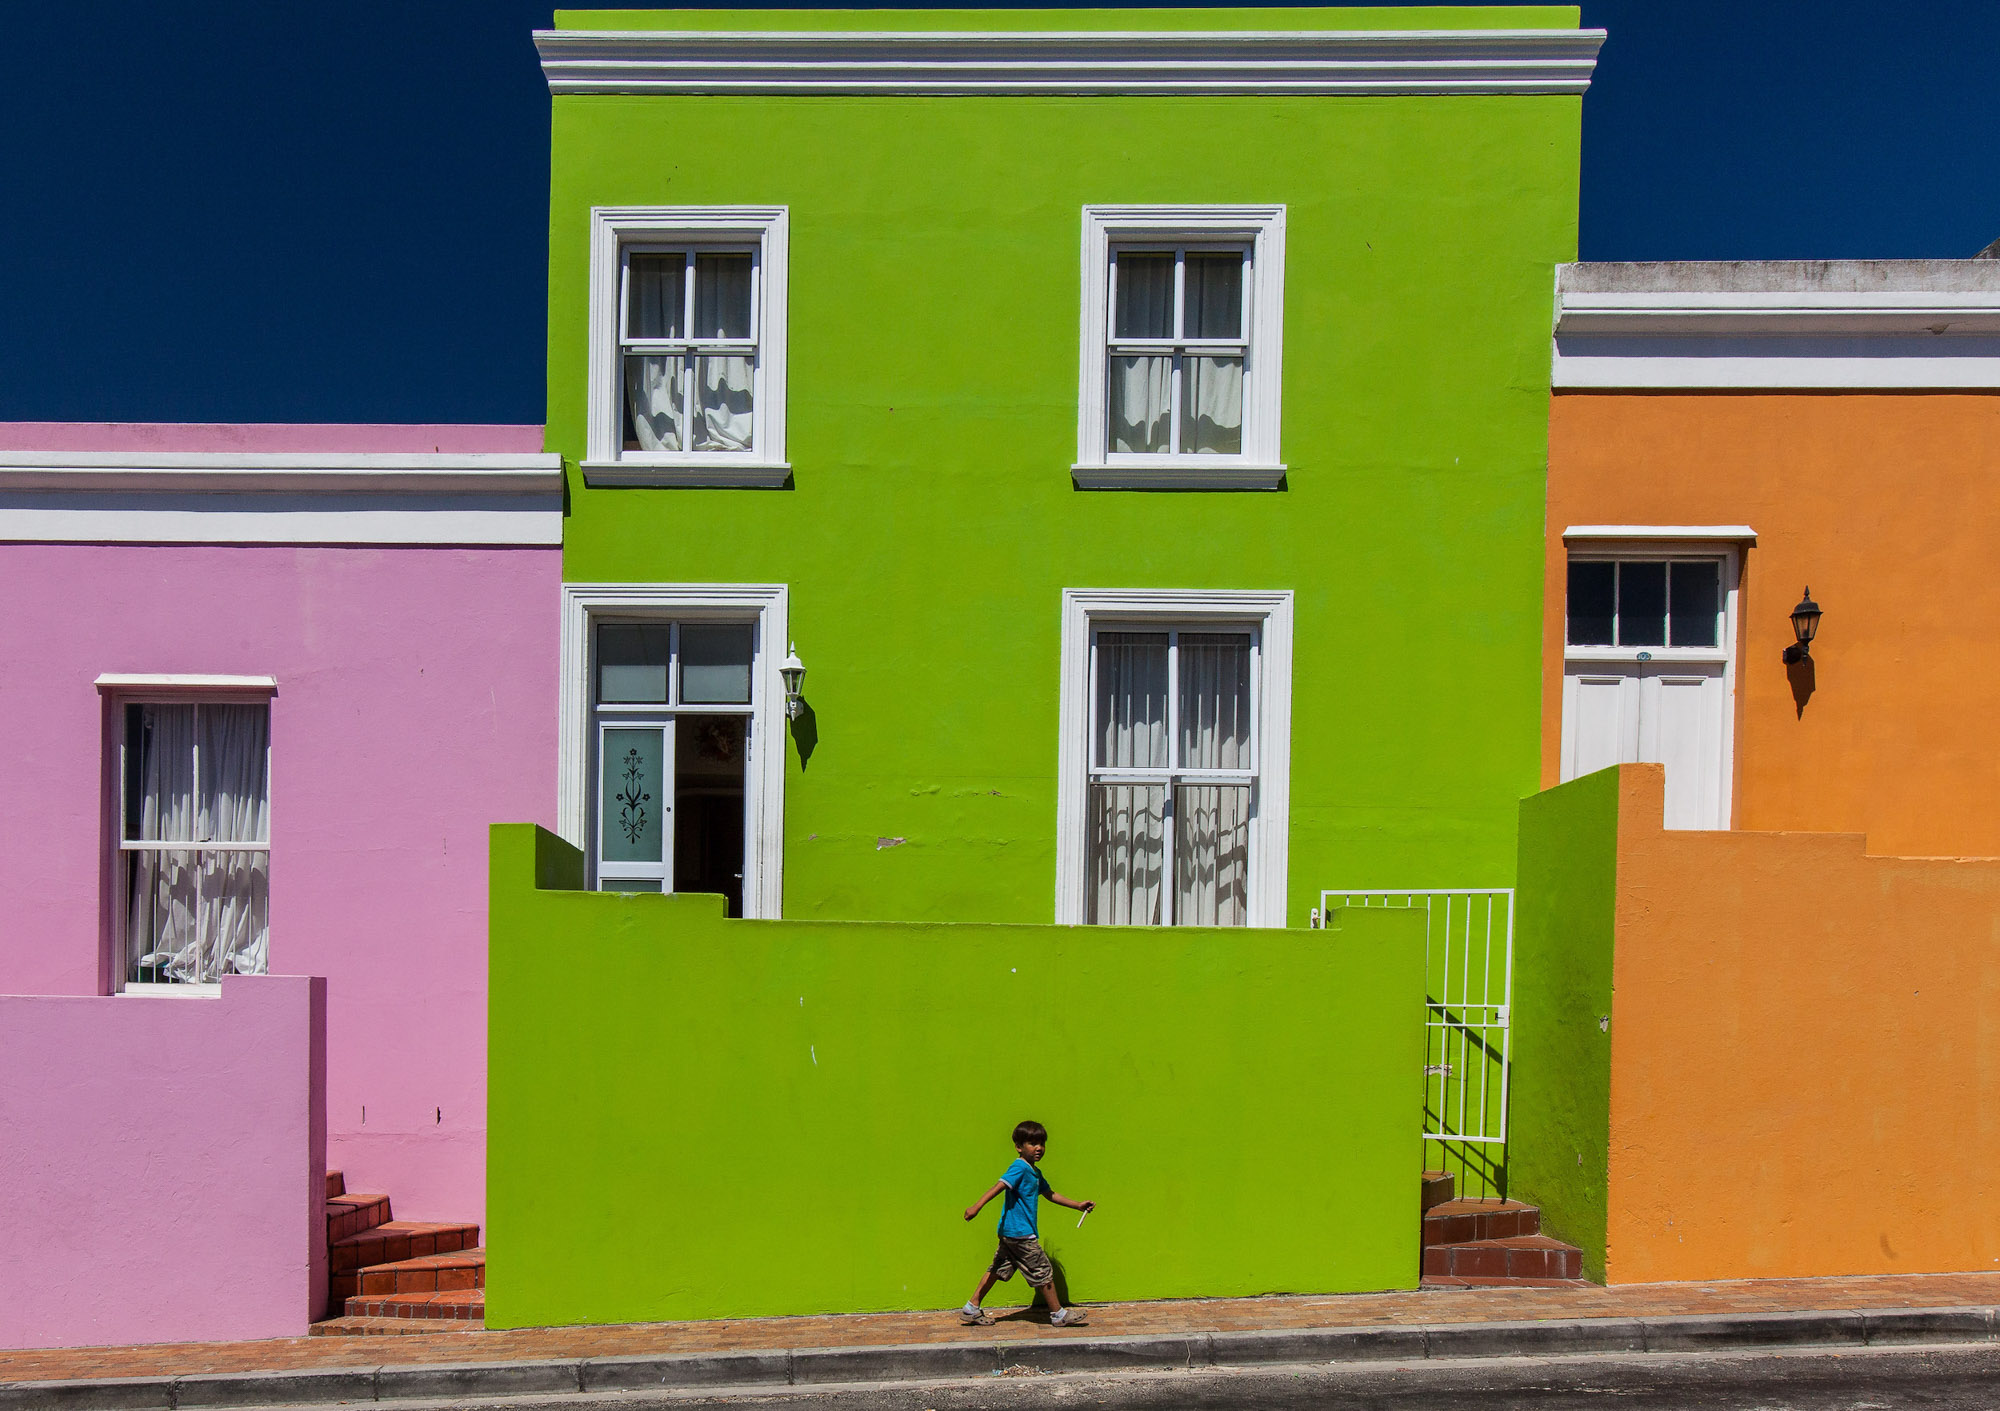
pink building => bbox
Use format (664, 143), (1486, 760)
(0, 424), (560, 1347)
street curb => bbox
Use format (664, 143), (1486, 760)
(5, 1305), (1996, 1408)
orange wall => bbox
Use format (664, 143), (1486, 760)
(1603, 765), (2000, 1283)
(1546, 393), (2000, 857)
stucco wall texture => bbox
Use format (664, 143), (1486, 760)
(486, 824), (1427, 1326)
(1546, 392), (2000, 857)
(0, 516), (558, 1224)
(0, 976), (327, 1349)
(1520, 765), (2000, 1284)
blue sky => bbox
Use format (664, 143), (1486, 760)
(2, 1), (1994, 424)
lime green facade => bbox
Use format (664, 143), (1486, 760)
(485, 824), (1427, 1326)
(546, 7), (1585, 922)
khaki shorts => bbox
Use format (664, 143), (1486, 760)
(988, 1236), (1055, 1286)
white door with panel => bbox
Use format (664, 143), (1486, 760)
(1561, 552), (1736, 831)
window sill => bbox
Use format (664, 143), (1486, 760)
(118, 983), (222, 998)
(580, 459), (792, 489)
(1072, 462), (1286, 491)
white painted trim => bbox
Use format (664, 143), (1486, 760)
(1564, 525), (1756, 544)
(535, 29), (1606, 96)
(586, 207), (789, 479)
(1076, 206), (1286, 484)
(0, 452), (564, 545)
(95, 674), (277, 693)
(1553, 282), (2000, 389)
(558, 582), (789, 918)
(1055, 588), (1293, 927)
(580, 459), (791, 488)
(1071, 462), (1286, 491)
(1560, 541), (1742, 829)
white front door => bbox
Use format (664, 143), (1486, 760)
(1560, 549), (1738, 831)
(1562, 663), (1728, 829)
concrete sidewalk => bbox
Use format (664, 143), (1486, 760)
(6, 1272), (2000, 1408)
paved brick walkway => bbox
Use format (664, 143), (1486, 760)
(7, 1272), (2000, 1386)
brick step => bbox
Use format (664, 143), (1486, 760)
(333, 1248), (484, 1303)
(1423, 1198), (1542, 1246)
(1422, 1234), (1583, 1281)
(1421, 1170), (1455, 1212)
(325, 1192), (391, 1244)
(326, 1169), (345, 1201)
(344, 1289), (484, 1322)
(311, 1314), (481, 1337)
(331, 1220), (481, 1277)
(1421, 1274), (1594, 1290)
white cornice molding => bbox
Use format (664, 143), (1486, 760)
(0, 451), (564, 494)
(0, 452), (565, 545)
(535, 28), (1606, 97)
(1564, 525), (1758, 545)
(1554, 278), (2000, 389)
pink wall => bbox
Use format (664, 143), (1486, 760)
(0, 976), (327, 1349)
(0, 539), (558, 1226)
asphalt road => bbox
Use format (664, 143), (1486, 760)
(334, 1343), (2000, 1409)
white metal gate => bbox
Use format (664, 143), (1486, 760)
(1315, 889), (1515, 1153)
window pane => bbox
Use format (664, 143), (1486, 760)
(1180, 356), (1243, 455)
(1670, 561), (1722, 648)
(680, 624), (754, 704)
(1183, 253), (1244, 339)
(1566, 562), (1615, 646)
(197, 704), (269, 845)
(197, 849), (269, 980)
(1113, 253), (1173, 339)
(693, 253), (753, 339)
(693, 355), (754, 452)
(1095, 632), (1169, 768)
(1620, 561), (1668, 647)
(675, 715), (747, 918)
(600, 728), (665, 864)
(1175, 784), (1250, 927)
(1087, 783), (1165, 925)
(1178, 633), (1252, 769)
(623, 353), (684, 452)
(126, 703), (194, 842)
(626, 253), (685, 339)
(601, 878), (663, 893)
(597, 624), (671, 703)
(1109, 355), (1170, 453)
(128, 849), (196, 983)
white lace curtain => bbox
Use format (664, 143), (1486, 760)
(623, 251), (755, 454)
(127, 703), (270, 984)
(1108, 251), (1244, 455)
(1087, 632), (1251, 926)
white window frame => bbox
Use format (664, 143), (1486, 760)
(1055, 589), (1293, 926)
(583, 206), (790, 487)
(1075, 205), (1286, 490)
(558, 584), (789, 917)
(98, 674), (278, 998)
(1558, 534), (1746, 827)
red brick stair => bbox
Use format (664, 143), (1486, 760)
(1419, 1170), (1588, 1288)
(314, 1170), (484, 1334)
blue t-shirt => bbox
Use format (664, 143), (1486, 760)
(997, 1157), (1049, 1238)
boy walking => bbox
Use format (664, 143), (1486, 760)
(959, 1120), (1095, 1326)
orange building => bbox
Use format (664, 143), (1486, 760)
(1545, 260), (2000, 856)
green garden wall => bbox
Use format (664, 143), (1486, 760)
(487, 824), (1427, 1327)
(547, 7), (1584, 925)
(1506, 768), (1618, 1280)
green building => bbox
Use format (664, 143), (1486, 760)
(490, 6), (1599, 1325)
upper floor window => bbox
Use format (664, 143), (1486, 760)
(585, 207), (790, 487)
(1075, 206), (1286, 489)
(118, 698), (271, 991)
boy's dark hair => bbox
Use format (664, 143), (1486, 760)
(1013, 1120), (1048, 1147)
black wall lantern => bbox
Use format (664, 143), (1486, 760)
(1782, 588), (1822, 664)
